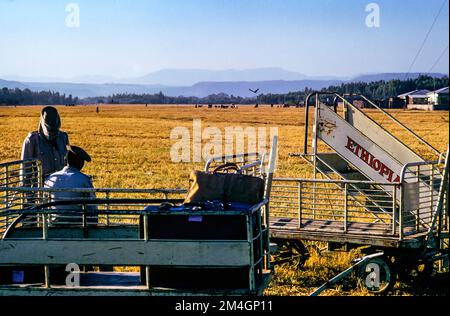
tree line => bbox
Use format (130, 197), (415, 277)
(257, 75), (449, 105)
(84, 92), (255, 105)
(1, 75), (448, 106)
(0, 88), (79, 105)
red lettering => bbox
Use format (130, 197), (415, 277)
(345, 137), (355, 152)
(344, 136), (399, 183)
(372, 159), (381, 171)
(379, 164), (391, 177)
(367, 152), (374, 166)
(387, 169), (394, 182)
(360, 149), (370, 164)
(354, 144), (362, 157)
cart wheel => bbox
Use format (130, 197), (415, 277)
(358, 257), (395, 294)
(397, 260), (434, 282)
(271, 240), (309, 268)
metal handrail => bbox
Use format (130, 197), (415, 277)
(2, 198), (269, 217)
(204, 152), (261, 171)
(273, 177), (398, 186)
(400, 160), (443, 181)
(425, 147), (449, 246)
(358, 94), (443, 159)
(0, 186), (188, 194)
(303, 91), (445, 166)
(271, 176), (398, 236)
(397, 159), (445, 240)
(0, 159), (41, 168)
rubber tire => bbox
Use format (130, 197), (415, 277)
(271, 240), (309, 268)
(397, 260), (434, 282)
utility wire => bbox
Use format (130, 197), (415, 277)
(404, 0), (448, 80)
(427, 45), (449, 73)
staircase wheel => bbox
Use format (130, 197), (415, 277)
(358, 256), (396, 294)
(397, 260), (434, 282)
(271, 240), (310, 268)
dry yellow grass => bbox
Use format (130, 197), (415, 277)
(0, 104), (448, 295)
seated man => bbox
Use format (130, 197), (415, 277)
(44, 145), (97, 225)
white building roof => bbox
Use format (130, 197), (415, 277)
(398, 90), (418, 98)
(428, 87), (449, 95)
(408, 89), (431, 98)
(398, 89), (430, 98)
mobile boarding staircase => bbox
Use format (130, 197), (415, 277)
(0, 145), (277, 296)
(270, 92), (449, 293)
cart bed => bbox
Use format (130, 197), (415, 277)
(0, 272), (272, 296)
(269, 217), (425, 248)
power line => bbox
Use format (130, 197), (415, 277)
(404, 0), (448, 80)
(427, 45), (449, 73)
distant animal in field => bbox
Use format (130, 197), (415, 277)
(249, 88), (260, 94)
(254, 104), (259, 108)
(208, 104), (213, 109)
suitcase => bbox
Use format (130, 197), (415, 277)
(141, 205), (264, 290)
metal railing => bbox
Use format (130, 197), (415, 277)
(270, 178), (398, 236)
(357, 94), (444, 160)
(303, 91), (445, 161)
(270, 157), (447, 241)
(0, 159), (188, 236)
(399, 159), (446, 239)
(0, 186), (188, 237)
(0, 159), (43, 235)
(204, 152), (266, 177)
(0, 198), (270, 294)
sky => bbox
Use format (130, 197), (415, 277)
(0, 0), (449, 82)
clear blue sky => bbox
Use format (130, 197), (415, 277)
(0, 0), (448, 81)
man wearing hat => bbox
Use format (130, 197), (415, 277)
(41, 145), (99, 282)
(21, 106), (70, 181)
(44, 145), (98, 224)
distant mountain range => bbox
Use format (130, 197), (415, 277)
(130, 68), (313, 86)
(1, 71), (448, 99)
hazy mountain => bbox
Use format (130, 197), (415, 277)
(1, 72), (448, 99)
(0, 80), (166, 98)
(67, 75), (119, 84)
(0, 79), (27, 89)
(131, 68), (309, 86)
(0, 79), (341, 98)
(171, 80), (343, 98)
(22, 82), (166, 98)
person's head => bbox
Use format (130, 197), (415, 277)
(66, 145), (91, 171)
(39, 106), (61, 142)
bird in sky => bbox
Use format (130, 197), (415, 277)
(249, 88), (260, 94)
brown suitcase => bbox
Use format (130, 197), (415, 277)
(184, 163), (265, 205)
